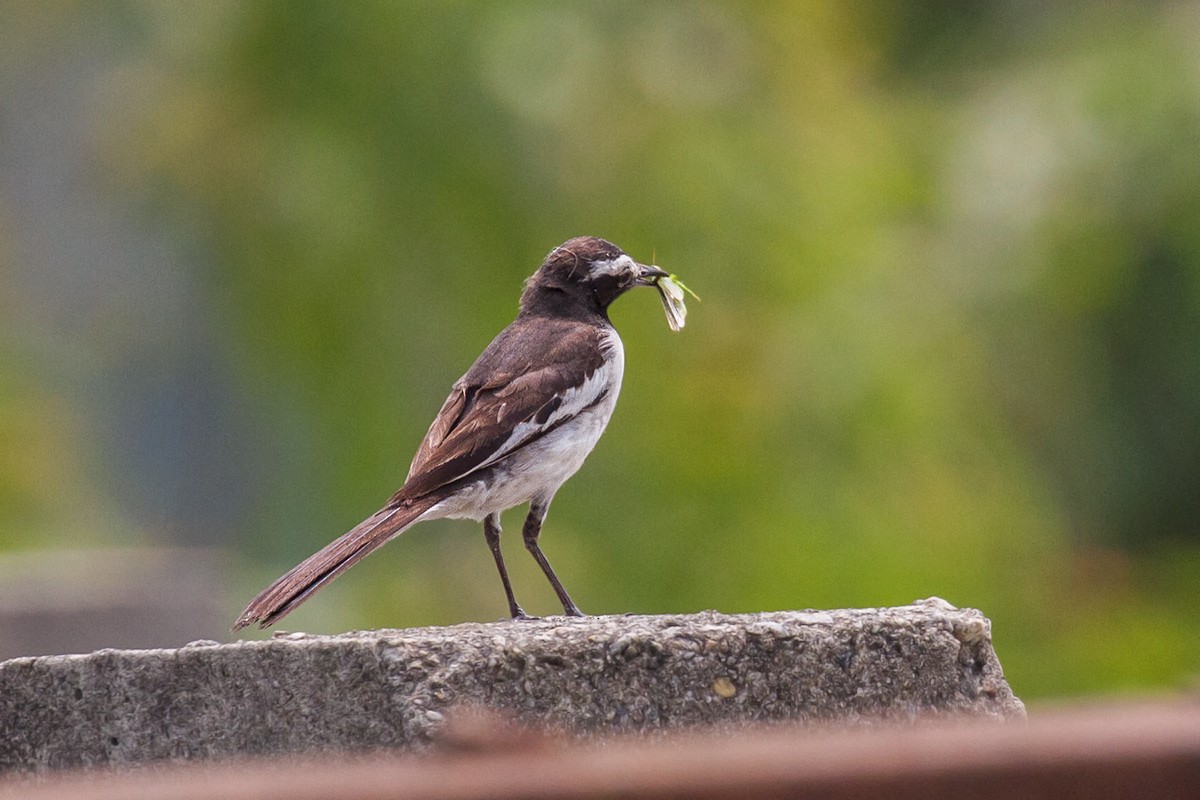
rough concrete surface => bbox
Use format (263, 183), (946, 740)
(0, 598), (1023, 773)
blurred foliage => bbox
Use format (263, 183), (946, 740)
(1, 1), (1198, 699)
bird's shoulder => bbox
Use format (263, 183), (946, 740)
(461, 315), (617, 390)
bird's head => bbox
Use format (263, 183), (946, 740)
(521, 236), (667, 318)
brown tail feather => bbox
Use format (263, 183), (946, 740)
(233, 495), (441, 630)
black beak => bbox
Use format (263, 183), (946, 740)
(634, 263), (669, 286)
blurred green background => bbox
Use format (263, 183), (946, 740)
(1, 2), (1198, 700)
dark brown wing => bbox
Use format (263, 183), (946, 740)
(398, 317), (609, 501)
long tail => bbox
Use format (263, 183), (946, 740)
(234, 494), (441, 630)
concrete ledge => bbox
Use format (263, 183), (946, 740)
(0, 599), (1023, 773)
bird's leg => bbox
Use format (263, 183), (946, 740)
(523, 500), (585, 617)
(483, 512), (530, 620)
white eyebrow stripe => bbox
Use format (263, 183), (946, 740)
(588, 254), (635, 278)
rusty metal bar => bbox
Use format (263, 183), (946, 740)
(5, 701), (1198, 800)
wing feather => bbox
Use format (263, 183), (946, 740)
(396, 319), (608, 502)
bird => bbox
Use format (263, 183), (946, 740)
(234, 236), (670, 630)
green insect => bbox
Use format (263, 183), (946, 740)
(651, 272), (700, 332)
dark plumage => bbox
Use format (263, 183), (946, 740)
(235, 237), (667, 629)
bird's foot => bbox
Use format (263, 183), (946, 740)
(509, 607), (541, 621)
